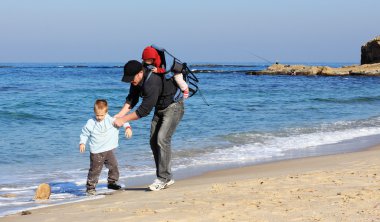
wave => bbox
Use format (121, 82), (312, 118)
(57, 65), (123, 69)
(311, 96), (380, 104)
(190, 64), (259, 68)
(170, 116), (380, 168)
(0, 86), (19, 92)
(0, 65), (123, 69)
(0, 111), (53, 121)
(191, 69), (260, 74)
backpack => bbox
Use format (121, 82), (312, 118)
(151, 45), (200, 99)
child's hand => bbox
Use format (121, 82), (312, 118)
(151, 67), (158, 73)
(183, 88), (189, 99)
(79, 144), (86, 153)
(125, 127), (133, 139)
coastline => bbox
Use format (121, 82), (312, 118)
(1, 143), (379, 221)
(246, 62), (380, 76)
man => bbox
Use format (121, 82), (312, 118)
(113, 60), (185, 191)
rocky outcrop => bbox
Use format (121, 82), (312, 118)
(247, 63), (380, 76)
(361, 36), (380, 65)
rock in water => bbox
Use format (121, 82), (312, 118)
(34, 183), (51, 200)
(361, 36), (380, 65)
(0, 193), (17, 198)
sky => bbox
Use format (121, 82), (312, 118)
(0, 0), (379, 63)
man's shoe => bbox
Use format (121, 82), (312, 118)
(148, 179), (166, 191)
(107, 182), (122, 190)
(148, 179), (175, 191)
(86, 189), (96, 196)
(165, 179), (175, 188)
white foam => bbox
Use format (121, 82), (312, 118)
(0, 186), (37, 192)
(171, 125), (380, 169)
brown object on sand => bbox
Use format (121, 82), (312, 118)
(34, 183), (51, 200)
(21, 211), (32, 216)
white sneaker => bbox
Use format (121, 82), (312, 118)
(148, 179), (175, 191)
(165, 179), (175, 187)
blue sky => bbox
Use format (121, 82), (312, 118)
(0, 0), (379, 63)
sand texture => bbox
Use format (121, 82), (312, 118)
(1, 147), (380, 222)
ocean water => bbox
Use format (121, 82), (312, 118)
(1, 62), (380, 216)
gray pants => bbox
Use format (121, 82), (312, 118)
(86, 149), (119, 190)
(150, 101), (184, 181)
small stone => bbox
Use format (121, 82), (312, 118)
(21, 211), (32, 215)
(0, 193), (17, 198)
(34, 183), (51, 200)
(337, 192), (342, 196)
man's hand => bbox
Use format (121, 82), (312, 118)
(151, 67), (158, 73)
(79, 144), (86, 153)
(125, 127), (133, 139)
(113, 117), (125, 128)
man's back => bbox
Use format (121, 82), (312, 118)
(126, 69), (178, 117)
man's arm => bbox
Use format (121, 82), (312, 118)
(114, 102), (131, 118)
(115, 84), (140, 118)
(113, 75), (161, 127)
(113, 111), (140, 127)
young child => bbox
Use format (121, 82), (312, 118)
(142, 46), (190, 98)
(79, 99), (132, 195)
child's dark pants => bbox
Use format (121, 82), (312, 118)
(86, 149), (119, 190)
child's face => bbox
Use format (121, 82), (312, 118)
(144, 59), (154, 65)
(95, 109), (107, 122)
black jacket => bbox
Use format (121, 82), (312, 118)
(125, 68), (178, 118)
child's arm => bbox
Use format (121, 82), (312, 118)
(79, 120), (93, 153)
(123, 122), (133, 139)
(174, 74), (189, 98)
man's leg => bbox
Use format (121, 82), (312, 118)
(150, 112), (162, 177)
(155, 101), (184, 181)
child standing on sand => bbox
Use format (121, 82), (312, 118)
(142, 46), (190, 99)
(79, 99), (132, 195)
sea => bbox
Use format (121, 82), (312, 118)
(1, 62), (380, 216)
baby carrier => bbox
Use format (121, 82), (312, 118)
(150, 45), (202, 101)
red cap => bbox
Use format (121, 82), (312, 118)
(142, 46), (162, 69)
(142, 46), (159, 60)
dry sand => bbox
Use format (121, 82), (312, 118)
(1, 146), (380, 222)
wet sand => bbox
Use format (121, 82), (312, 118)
(1, 146), (380, 222)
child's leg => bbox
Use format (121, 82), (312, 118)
(104, 150), (119, 184)
(86, 152), (106, 190)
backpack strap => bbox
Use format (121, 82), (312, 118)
(173, 88), (183, 102)
(146, 71), (153, 82)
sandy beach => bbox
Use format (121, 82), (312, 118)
(1, 146), (379, 222)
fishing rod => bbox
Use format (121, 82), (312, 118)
(246, 51), (274, 64)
